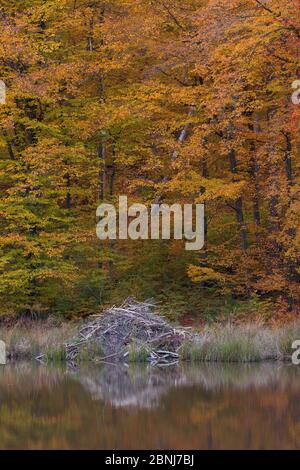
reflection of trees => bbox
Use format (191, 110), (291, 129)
(0, 363), (80, 449)
(70, 363), (300, 449)
(0, 363), (300, 449)
(0, 362), (63, 400)
(72, 363), (300, 409)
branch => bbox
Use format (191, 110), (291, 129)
(254, 0), (280, 18)
(160, 1), (185, 30)
(254, 0), (300, 39)
(226, 201), (238, 213)
(156, 67), (189, 86)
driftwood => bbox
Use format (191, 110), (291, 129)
(65, 298), (193, 365)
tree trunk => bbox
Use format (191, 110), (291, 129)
(202, 159), (208, 248)
(99, 138), (106, 201)
(228, 147), (248, 251)
(248, 120), (261, 226)
(65, 173), (71, 209)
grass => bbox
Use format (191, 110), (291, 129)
(0, 319), (75, 361)
(76, 340), (104, 363)
(277, 322), (300, 358)
(180, 322), (300, 363)
(127, 342), (151, 363)
(180, 337), (262, 363)
(1, 318), (300, 364)
(44, 347), (67, 363)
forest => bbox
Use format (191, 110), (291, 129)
(0, 0), (299, 323)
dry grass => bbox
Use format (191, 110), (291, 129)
(0, 320), (75, 361)
(179, 322), (300, 363)
(1, 317), (300, 364)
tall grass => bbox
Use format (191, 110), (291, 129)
(0, 320), (75, 361)
(1, 319), (300, 363)
(180, 322), (300, 363)
(76, 340), (104, 363)
(127, 342), (151, 363)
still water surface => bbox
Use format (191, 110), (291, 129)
(0, 362), (299, 449)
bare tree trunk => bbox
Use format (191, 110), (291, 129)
(282, 130), (296, 311)
(65, 173), (71, 209)
(283, 130), (292, 201)
(152, 105), (196, 212)
(109, 164), (116, 196)
(86, 15), (94, 51)
(99, 138), (106, 201)
(171, 105), (196, 160)
(4, 133), (15, 160)
(248, 119), (261, 226)
(202, 159), (209, 249)
(266, 110), (281, 234)
(228, 148), (248, 251)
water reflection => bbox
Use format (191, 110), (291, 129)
(71, 362), (300, 409)
(0, 362), (299, 449)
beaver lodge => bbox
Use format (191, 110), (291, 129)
(64, 299), (194, 366)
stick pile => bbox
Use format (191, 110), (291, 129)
(65, 298), (192, 365)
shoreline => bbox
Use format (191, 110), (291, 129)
(1, 318), (300, 365)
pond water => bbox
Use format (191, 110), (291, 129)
(0, 362), (300, 449)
